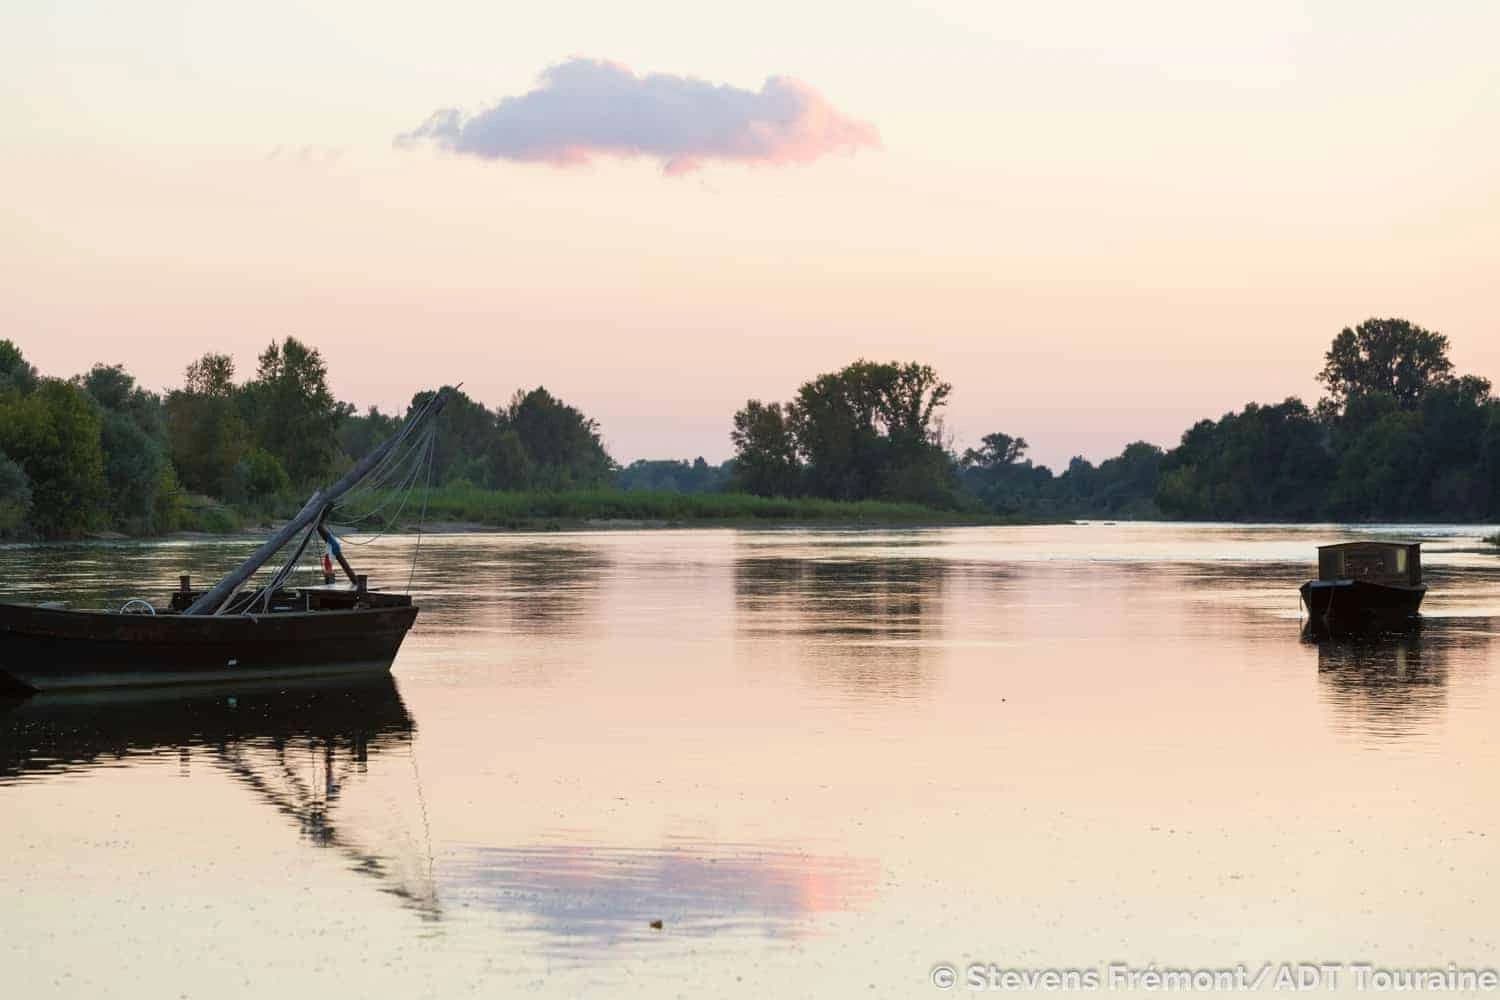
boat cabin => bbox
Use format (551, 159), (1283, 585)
(1315, 541), (1422, 587)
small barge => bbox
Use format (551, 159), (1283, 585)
(1300, 541), (1425, 631)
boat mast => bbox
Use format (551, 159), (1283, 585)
(182, 389), (449, 616)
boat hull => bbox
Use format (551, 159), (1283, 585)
(0, 603), (418, 692)
(1299, 579), (1425, 630)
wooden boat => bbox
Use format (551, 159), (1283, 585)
(0, 389), (449, 693)
(1299, 541), (1426, 631)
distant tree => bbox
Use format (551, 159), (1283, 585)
(1329, 408), (1425, 518)
(0, 454), (32, 535)
(75, 364), (170, 533)
(1318, 318), (1455, 411)
(962, 433), (1029, 470)
(412, 387), (501, 486)
(504, 386), (615, 489)
(0, 340), (39, 395)
(184, 352), (236, 397)
(0, 380), (106, 537)
(166, 352), (248, 497)
(231, 448), (292, 506)
(336, 405), (402, 466)
(1089, 442), (1164, 516)
(618, 457), (731, 494)
(242, 337), (340, 486)
(787, 360), (955, 503)
(1156, 399), (1327, 520)
(730, 400), (801, 496)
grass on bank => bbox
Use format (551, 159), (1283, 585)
(333, 486), (1012, 531)
(1485, 532), (1500, 547)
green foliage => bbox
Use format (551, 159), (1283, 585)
(242, 337), (340, 486)
(408, 385), (614, 491)
(0, 454), (32, 535)
(336, 405), (401, 468)
(618, 457), (730, 494)
(166, 352), (249, 497)
(1318, 318), (1455, 411)
(75, 365), (171, 533)
(0, 380), (107, 538)
(730, 400), (800, 496)
(732, 360), (957, 506)
(153, 464), (186, 533)
(373, 485), (1001, 529)
(504, 386), (615, 489)
(0, 340), (39, 395)
(231, 448), (292, 506)
(1155, 400), (1326, 520)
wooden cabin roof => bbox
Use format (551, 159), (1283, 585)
(1315, 541), (1421, 552)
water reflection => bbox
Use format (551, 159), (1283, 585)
(734, 555), (947, 698)
(0, 676), (439, 918)
(1306, 620), (1492, 741)
(405, 541), (610, 637)
(445, 840), (877, 955)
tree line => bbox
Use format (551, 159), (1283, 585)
(0, 337), (615, 539)
(4, 316), (1497, 539)
(728, 318), (1500, 522)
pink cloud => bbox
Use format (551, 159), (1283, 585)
(396, 58), (880, 175)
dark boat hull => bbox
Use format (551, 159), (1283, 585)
(0, 603), (418, 693)
(1299, 579), (1425, 629)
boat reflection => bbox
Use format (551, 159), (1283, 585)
(444, 840), (878, 955)
(1304, 619), (1493, 741)
(0, 675), (439, 919)
(734, 555), (947, 698)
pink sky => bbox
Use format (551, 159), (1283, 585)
(3, 1), (1497, 469)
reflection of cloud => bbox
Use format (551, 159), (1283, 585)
(397, 57), (879, 175)
(734, 557), (947, 698)
(445, 841), (877, 953)
(1309, 621), (1492, 741)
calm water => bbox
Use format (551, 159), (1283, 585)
(4, 523), (1500, 998)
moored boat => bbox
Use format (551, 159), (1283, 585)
(1299, 540), (1425, 631)
(0, 388), (449, 693)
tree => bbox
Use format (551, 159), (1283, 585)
(166, 352), (248, 497)
(336, 405), (402, 467)
(730, 400), (801, 496)
(504, 386), (615, 489)
(962, 433), (1029, 470)
(231, 448), (292, 505)
(0, 340), (39, 395)
(413, 387), (502, 486)
(0, 380), (106, 537)
(618, 457), (730, 494)
(185, 353), (236, 397)
(787, 360), (955, 503)
(1156, 399), (1327, 520)
(242, 337), (340, 486)
(75, 364), (170, 533)
(1318, 318), (1455, 411)
(0, 454), (31, 535)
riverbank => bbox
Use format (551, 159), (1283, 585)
(167, 487), (1031, 537)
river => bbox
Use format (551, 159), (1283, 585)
(3, 523), (1499, 997)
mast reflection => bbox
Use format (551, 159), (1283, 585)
(0, 675), (439, 919)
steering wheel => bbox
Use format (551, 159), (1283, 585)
(120, 598), (157, 615)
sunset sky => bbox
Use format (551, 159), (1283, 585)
(3, 1), (1497, 469)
